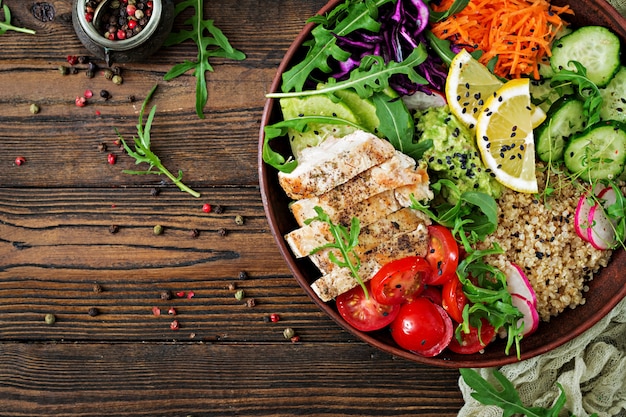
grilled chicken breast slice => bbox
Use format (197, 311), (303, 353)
(278, 130), (395, 200)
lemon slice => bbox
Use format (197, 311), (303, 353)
(445, 49), (503, 130)
(475, 78), (538, 194)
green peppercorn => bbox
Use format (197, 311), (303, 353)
(153, 225), (163, 235)
(44, 313), (56, 325)
(283, 328), (295, 339)
(30, 103), (40, 114)
(103, 69), (114, 80)
(111, 75), (123, 85)
(58, 65), (69, 75)
(234, 289), (244, 300)
(234, 215), (244, 226)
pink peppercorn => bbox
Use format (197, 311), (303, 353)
(117, 30), (126, 40)
(15, 156), (26, 166)
(128, 19), (137, 29)
(84, 89), (93, 99)
(202, 203), (212, 213)
(170, 320), (179, 330)
(126, 5), (136, 15)
(270, 313), (280, 323)
(168, 307), (176, 315)
(75, 96), (86, 107)
(152, 306), (161, 316)
(107, 153), (116, 165)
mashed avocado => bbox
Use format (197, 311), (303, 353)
(415, 106), (502, 202)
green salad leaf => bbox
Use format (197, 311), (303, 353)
(163, 0), (246, 118)
(550, 61), (603, 126)
(281, 0), (394, 93)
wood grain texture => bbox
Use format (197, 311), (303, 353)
(0, 0), (464, 415)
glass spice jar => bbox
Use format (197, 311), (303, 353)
(72, 0), (175, 66)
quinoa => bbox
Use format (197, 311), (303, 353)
(480, 167), (613, 322)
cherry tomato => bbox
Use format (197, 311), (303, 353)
(442, 275), (467, 323)
(336, 282), (400, 332)
(390, 297), (453, 357)
(448, 319), (496, 354)
(425, 225), (459, 286)
(420, 285), (443, 306)
(370, 256), (430, 305)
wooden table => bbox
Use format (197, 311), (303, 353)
(0, 1), (464, 415)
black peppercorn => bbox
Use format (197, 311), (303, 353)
(217, 228), (227, 237)
(213, 205), (224, 214)
(109, 225), (119, 234)
(93, 283), (103, 293)
(100, 90), (111, 100)
(88, 307), (99, 317)
(160, 290), (173, 300)
(190, 229), (200, 238)
(238, 271), (248, 280)
(150, 187), (160, 197)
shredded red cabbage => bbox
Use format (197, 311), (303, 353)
(331, 0), (446, 95)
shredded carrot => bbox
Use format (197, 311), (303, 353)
(431, 0), (574, 79)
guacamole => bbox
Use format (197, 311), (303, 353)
(415, 106), (502, 202)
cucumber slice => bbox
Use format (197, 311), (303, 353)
(564, 122), (626, 180)
(535, 96), (586, 162)
(599, 66), (626, 123)
(551, 26), (621, 87)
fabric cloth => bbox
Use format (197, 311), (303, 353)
(608, 0), (626, 16)
(457, 296), (626, 417)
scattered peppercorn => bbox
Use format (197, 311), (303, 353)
(190, 229), (200, 238)
(88, 307), (100, 317)
(107, 153), (116, 165)
(44, 313), (56, 325)
(153, 225), (163, 235)
(168, 307), (176, 315)
(103, 69), (114, 80)
(78, 55), (89, 64)
(238, 271), (248, 280)
(170, 320), (180, 330)
(176, 291), (186, 298)
(152, 306), (161, 316)
(150, 187), (160, 197)
(187, 291), (195, 299)
(100, 90), (111, 100)
(58, 65), (69, 75)
(93, 283), (103, 293)
(112, 66), (122, 76)
(30, 103), (40, 114)
(128, 95), (136, 103)
(262, 315), (271, 323)
(234, 289), (244, 300)
(14, 156), (26, 166)
(67, 55), (78, 65)
(202, 203), (212, 213)
(283, 328), (295, 339)
(109, 225), (119, 234)
(97, 142), (107, 152)
(86, 69), (95, 78)
(213, 205), (224, 214)
(270, 313), (280, 323)
(84, 89), (94, 99)
(234, 215), (244, 225)
(291, 335), (300, 343)
(75, 96), (87, 107)
(245, 298), (256, 307)
(160, 290), (172, 300)
(111, 74), (123, 85)
(227, 283), (236, 291)
(217, 228), (227, 237)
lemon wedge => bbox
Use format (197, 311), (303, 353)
(446, 49), (546, 130)
(445, 50), (503, 130)
(475, 78), (538, 194)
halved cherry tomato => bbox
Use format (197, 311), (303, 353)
(442, 275), (467, 323)
(390, 297), (454, 357)
(421, 285), (443, 306)
(336, 282), (400, 332)
(425, 225), (459, 286)
(370, 256), (430, 305)
(448, 319), (496, 354)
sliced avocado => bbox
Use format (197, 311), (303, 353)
(333, 89), (379, 133)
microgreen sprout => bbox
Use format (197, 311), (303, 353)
(550, 61), (603, 125)
(117, 84), (201, 198)
(304, 206), (367, 298)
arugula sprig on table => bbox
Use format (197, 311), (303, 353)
(117, 84), (201, 198)
(163, 0), (246, 118)
(0, 0), (36, 35)
(460, 369), (599, 417)
(305, 206), (367, 298)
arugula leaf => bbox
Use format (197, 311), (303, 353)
(426, 0), (470, 22)
(262, 116), (367, 173)
(460, 369), (598, 417)
(117, 84), (201, 198)
(0, 1), (36, 35)
(304, 206), (367, 298)
(163, 0), (246, 118)
(550, 61), (603, 126)
(281, 0), (394, 93)
(269, 45), (428, 100)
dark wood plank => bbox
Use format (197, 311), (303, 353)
(0, 342), (464, 416)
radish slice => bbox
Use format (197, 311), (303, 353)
(504, 262), (537, 308)
(587, 186), (619, 250)
(574, 184), (607, 241)
(511, 294), (539, 336)
(402, 89), (446, 110)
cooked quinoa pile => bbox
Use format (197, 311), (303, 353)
(480, 167), (613, 322)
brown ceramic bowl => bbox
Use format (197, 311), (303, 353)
(259, 0), (626, 368)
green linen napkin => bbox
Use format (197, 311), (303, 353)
(608, 0), (626, 15)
